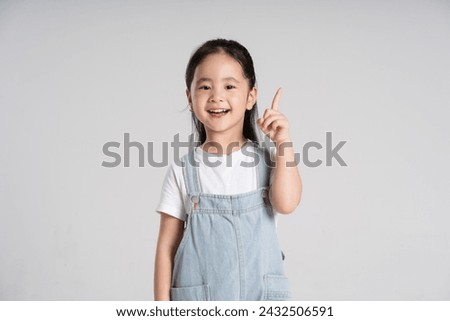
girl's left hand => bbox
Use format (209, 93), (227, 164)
(257, 88), (291, 144)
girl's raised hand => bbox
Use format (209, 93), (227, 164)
(257, 88), (291, 144)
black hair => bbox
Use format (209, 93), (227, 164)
(185, 39), (260, 145)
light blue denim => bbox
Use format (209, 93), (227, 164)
(170, 143), (291, 301)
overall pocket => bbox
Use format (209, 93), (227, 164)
(170, 284), (210, 301)
(263, 275), (291, 301)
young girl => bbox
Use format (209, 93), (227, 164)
(154, 39), (302, 301)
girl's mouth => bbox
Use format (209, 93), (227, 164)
(207, 109), (230, 115)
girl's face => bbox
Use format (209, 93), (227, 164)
(187, 52), (257, 141)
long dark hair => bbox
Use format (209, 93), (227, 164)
(185, 39), (260, 146)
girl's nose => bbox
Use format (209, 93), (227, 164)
(208, 89), (224, 102)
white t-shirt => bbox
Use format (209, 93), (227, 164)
(156, 142), (276, 221)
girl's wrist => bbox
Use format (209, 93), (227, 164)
(274, 136), (293, 152)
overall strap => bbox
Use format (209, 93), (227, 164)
(182, 149), (201, 196)
(256, 144), (274, 189)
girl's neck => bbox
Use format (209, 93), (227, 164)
(201, 133), (248, 155)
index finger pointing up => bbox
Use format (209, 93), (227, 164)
(271, 87), (282, 110)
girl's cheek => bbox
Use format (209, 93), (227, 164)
(195, 91), (208, 99)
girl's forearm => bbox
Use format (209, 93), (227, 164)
(154, 249), (173, 300)
(154, 213), (184, 301)
(269, 140), (302, 214)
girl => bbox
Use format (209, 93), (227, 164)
(154, 39), (302, 301)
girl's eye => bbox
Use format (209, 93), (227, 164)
(199, 85), (210, 90)
(226, 85), (236, 90)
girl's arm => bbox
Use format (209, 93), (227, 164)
(257, 88), (302, 214)
(270, 140), (302, 214)
(154, 213), (184, 300)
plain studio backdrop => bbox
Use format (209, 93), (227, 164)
(1, 0), (449, 300)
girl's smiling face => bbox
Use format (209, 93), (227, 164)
(187, 52), (257, 142)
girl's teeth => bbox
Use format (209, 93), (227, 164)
(209, 109), (228, 114)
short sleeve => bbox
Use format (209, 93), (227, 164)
(155, 162), (187, 221)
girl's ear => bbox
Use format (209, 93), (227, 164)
(186, 89), (193, 110)
(246, 87), (258, 110)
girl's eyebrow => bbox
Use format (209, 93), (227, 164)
(196, 77), (240, 84)
(223, 77), (240, 83)
(196, 77), (212, 84)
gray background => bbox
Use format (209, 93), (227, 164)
(1, 0), (449, 300)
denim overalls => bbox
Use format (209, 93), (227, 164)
(170, 143), (291, 301)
